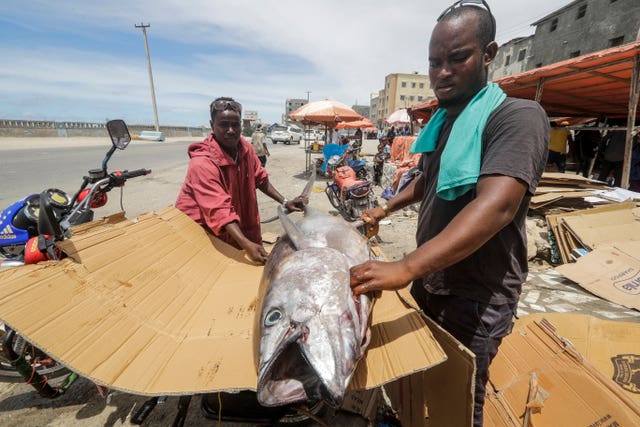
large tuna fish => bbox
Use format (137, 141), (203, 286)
(253, 205), (373, 408)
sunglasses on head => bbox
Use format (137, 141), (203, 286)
(210, 99), (242, 114)
(437, 0), (496, 35)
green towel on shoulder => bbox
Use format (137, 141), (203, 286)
(409, 82), (506, 200)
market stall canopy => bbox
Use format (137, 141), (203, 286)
(385, 108), (411, 125)
(289, 100), (363, 127)
(335, 118), (377, 130)
(411, 41), (640, 122)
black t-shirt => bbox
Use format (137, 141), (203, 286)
(414, 97), (549, 305)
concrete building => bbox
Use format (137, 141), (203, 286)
(351, 104), (370, 120)
(283, 98), (307, 124)
(371, 72), (433, 129)
(369, 94), (380, 129)
(526, 0), (640, 70)
(489, 36), (534, 80)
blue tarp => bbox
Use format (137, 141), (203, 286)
(321, 144), (348, 173)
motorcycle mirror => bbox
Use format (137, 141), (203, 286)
(106, 119), (131, 150)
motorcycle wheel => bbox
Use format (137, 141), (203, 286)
(325, 185), (341, 210)
(0, 327), (69, 382)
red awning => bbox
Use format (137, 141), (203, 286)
(410, 41), (640, 121)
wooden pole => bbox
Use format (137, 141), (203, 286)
(621, 54), (640, 189)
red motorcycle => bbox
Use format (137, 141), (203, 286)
(0, 119), (151, 398)
(324, 147), (375, 221)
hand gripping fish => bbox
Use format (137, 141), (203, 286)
(253, 204), (374, 408)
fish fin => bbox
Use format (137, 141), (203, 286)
(301, 168), (316, 201)
(278, 206), (306, 250)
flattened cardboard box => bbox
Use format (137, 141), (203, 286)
(484, 318), (640, 427)
(512, 313), (640, 407)
(556, 240), (640, 311)
(0, 207), (464, 424)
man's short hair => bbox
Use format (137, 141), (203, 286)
(439, 4), (496, 48)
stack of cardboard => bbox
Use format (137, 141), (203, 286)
(530, 172), (612, 212)
(546, 201), (639, 264)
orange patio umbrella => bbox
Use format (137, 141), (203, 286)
(289, 100), (363, 127)
(335, 118), (376, 130)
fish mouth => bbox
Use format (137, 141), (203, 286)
(257, 333), (341, 408)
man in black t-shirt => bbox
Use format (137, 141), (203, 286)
(350, 3), (548, 426)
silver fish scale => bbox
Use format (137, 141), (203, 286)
(255, 211), (373, 408)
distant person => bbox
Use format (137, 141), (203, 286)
(331, 128), (341, 145)
(546, 120), (571, 173)
(175, 97), (306, 264)
(250, 124), (269, 167)
(630, 135), (640, 192)
(355, 128), (363, 143)
(373, 137), (391, 186)
(574, 128), (600, 178)
(597, 127), (626, 187)
(386, 126), (396, 145)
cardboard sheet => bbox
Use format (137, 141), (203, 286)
(513, 313), (640, 407)
(485, 318), (640, 426)
(0, 207), (446, 396)
(556, 241), (640, 311)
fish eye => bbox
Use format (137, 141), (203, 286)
(264, 309), (282, 327)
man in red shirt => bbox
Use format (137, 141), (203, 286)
(175, 97), (306, 264)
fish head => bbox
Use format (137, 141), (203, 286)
(256, 247), (364, 408)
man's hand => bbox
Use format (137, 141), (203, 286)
(360, 206), (387, 238)
(285, 195), (307, 212)
(350, 259), (413, 296)
(245, 241), (269, 265)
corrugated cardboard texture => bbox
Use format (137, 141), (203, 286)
(560, 206), (640, 250)
(485, 318), (640, 426)
(513, 313), (640, 407)
(556, 241), (640, 311)
(0, 207), (446, 396)
(383, 289), (475, 427)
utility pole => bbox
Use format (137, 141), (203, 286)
(305, 91), (311, 104)
(135, 23), (160, 131)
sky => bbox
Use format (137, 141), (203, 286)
(0, 0), (571, 127)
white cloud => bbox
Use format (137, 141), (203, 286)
(0, 0), (571, 125)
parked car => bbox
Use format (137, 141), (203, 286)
(304, 129), (322, 142)
(270, 125), (302, 144)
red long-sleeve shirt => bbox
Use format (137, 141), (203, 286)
(175, 133), (268, 248)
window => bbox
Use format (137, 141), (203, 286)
(517, 49), (526, 62)
(609, 36), (624, 47)
(535, 63), (543, 68)
(418, 96), (423, 101)
(550, 18), (558, 32)
(419, 83), (424, 88)
(569, 50), (581, 58)
(411, 82), (416, 88)
(401, 81), (407, 87)
(400, 95), (405, 101)
(576, 4), (586, 19)
(409, 96), (415, 102)
(505, 55), (511, 66)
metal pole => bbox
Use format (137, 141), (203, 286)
(135, 23), (160, 132)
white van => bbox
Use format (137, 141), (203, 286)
(270, 125), (302, 145)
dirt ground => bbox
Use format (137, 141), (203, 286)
(0, 136), (637, 426)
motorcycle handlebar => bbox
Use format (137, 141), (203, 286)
(120, 168), (152, 179)
(109, 169), (152, 186)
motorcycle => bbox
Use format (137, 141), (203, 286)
(324, 144), (376, 222)
(0, 119), (151, 398)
